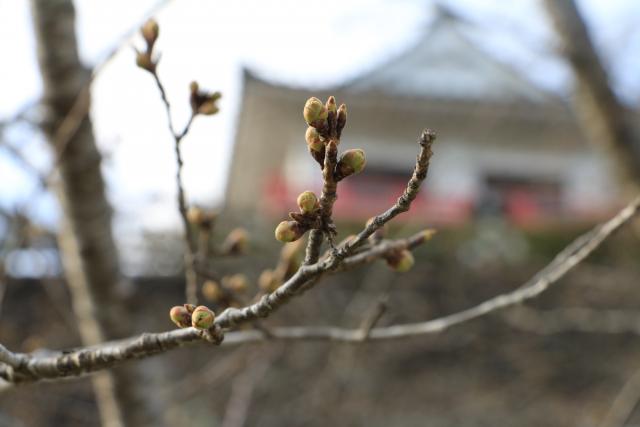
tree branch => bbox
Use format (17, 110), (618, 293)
(1, 193), (638, 384)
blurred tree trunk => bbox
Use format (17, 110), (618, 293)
(543, 0), (640, 189)
(29, 0), (152, 425)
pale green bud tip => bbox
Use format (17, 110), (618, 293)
(326, 96), (337, 113)
(169, 306), (192, 328)
(337, 149), (366, 177)
(387, 250), (415, 273)
(305, 127), (323, 153)
(297, 191), (318, 214)
(191, 306), (215, 329)
(303, 97), (328, 125)
(421, 229), (437, 242)
(275, 221), (304, 242)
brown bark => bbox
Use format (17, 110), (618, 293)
(543, 0), (640, 188)
(29, 0), (151, 425)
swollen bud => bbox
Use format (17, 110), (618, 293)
(305, 127), (324, 153)
(141, 19), (159, 47)
(275, 221), (305, 242)
(169, 306), (192, 328)
(297, 191), (318, 214)
(386, 249), (415, 273)
(336, 149), (366, 179)
(303, 97), (328, 126)
(191, 306), (215, 330)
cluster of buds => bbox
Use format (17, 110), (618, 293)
(169, 304), (215, 330)
(275, 191), (320, 242)
(189, 81), (221, 116)
(303, 96), (354, 170)
(275, 96), (367, 243)
(135, 19), (160, 73)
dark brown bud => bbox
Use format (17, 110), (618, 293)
(337, 103), (347, 131)
(189, 81), (221, 116)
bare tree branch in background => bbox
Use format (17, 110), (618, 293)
(600, 367), (640, 427)
(543, 0), (640, 187)
(29, 0), (153, 425)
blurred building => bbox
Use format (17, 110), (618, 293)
(226, 7), (619, 227)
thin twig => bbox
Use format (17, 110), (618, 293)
(151, 70), (199, 303)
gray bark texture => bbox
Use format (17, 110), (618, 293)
(29, 0), (153, 425)
(544, 0), (640, 188)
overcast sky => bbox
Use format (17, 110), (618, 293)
(1, 0), (639, 237)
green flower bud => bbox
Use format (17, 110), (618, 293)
(274, 221), (305, 242)
(141, 19), (159, 47)
(297, 191), (318, 214)
(326, 96), (337, 114)
(303, 97), (328, 126)
(386, 249), (415, 273)
(169, 306), (192, 328)
(305, 127), (324, 153)
(336, 149), (366, 179)
(191, 305), (215, 330)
